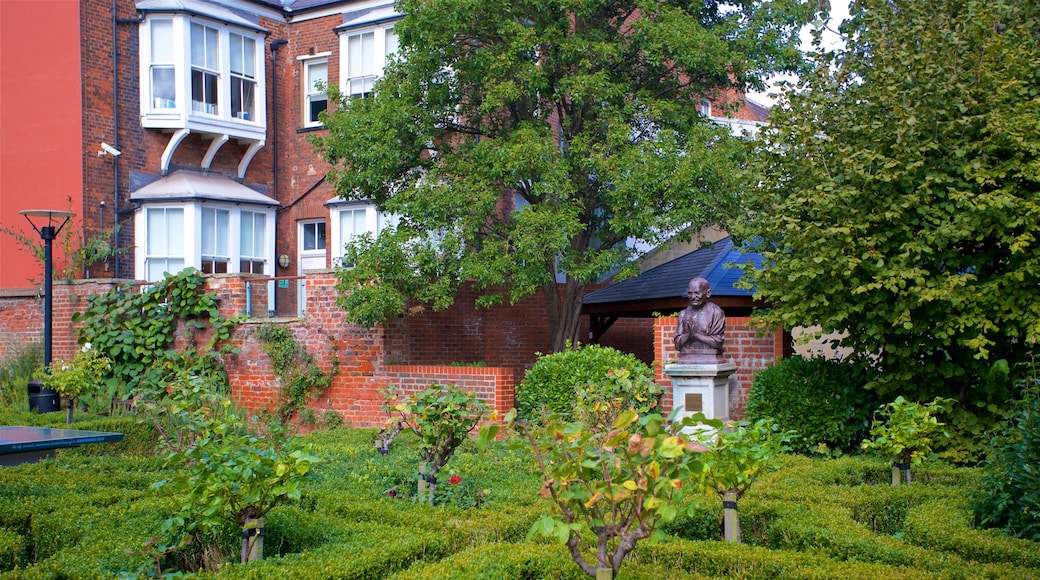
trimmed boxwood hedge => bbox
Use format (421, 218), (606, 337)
(0, 421), (1037, 579)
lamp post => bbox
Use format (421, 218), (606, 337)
(20, 209), (75, 367)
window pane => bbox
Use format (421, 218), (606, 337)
(204, 72), (218, 106)
(241, 213), (254, 256)
(152, 20), (173, 63)
(191, 23), (205, 66)
(309, 99), (327, 123)
(202, 208), (215, 254)
(242, 80), (254, 118)
(216, 210), (229, 255)
(353, 209), (366, 235)
(152, 67), (175, 107)
(230, 34), (243, 74)
(385, 28), (398, 58)
(316, 222), (326, 249)
(348, 32), (374, 77)
(147, 209), (166, 255)
(205, 27), (218, 69)
(308, 62), (327, 89)
(253, 214), (266, 257)
(243, 37), (255, 77)
(167, 208), (184, 253)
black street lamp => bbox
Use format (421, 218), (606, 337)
(20, 209), (75, 367)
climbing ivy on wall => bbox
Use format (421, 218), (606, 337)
(72, 269), (242, 401)
(255, 323), (339, 424)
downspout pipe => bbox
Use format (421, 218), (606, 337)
(269, 38), (287, 313)
(112, 0), (144, 279)
(270, 39), (287, 204)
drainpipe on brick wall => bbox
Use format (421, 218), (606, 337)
(113, 2), (143, 279)
(270, 39), (287, 204)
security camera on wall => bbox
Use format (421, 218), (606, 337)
(98, 142), (121, 157)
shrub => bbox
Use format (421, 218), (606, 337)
(0, 343), (42, 412)
(0, 527), (25, 570)
(905, 500), (1040, 568)
(515, 344), (656, 421)
(745, 355), (879, 455)
(974, 376), (1040, 540)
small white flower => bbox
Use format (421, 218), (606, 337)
(61, 365), (69, 371)
(81, 342), (92, 353)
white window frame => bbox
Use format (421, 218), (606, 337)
(329, 202), (397, 268)
(229, 32), (257, 121)
(143, 206), (187, 282)
(200, 207), (230, 274)
(135, 202), (276, 283)
(150, 18), (177, 110)
(239, 210), (268, 274)
(190, 22), (220, 115)
(139, 14), (266, 133)
(301, 54), (330, 127)
(339, 24), (398, 99)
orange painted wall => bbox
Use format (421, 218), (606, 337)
(0, 0), (83, 289)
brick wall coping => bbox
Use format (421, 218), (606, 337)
(0, 288), (40, 298)
(55, 278), (139, 286)
(387, 364), (513, 377)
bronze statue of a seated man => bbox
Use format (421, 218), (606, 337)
(673, 276), (726, 364)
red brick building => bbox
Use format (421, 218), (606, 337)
(0, 0), (779, 420)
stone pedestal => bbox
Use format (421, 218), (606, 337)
(664, 362), (737, 429)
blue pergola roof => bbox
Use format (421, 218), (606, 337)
(583, 236), (761, 306)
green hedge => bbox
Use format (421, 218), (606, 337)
(210, 523), (450, 580)
(1, 429), (1037, 579)
(904, 500), (1040, 568)
(515, 345), (656, 421)
(745, 355), (878, 455)
(0, 529), (24, 571)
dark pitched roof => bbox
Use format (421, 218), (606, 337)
(583, 236), (761, 305)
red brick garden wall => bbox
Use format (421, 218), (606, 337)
(0, 289), (42, 361)
(3, 272), (782, 427)
(654, 316), (783, 420)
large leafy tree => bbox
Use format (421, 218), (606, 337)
(738, 0), (1040, 404)
(315, 0), (816, 352)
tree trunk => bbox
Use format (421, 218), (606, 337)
(723, 490), (741, 543)
(544, 277), (585, 353)
(64, 397), (74, 424)
(241, 518), (263, 563)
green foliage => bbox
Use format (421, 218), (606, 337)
(255, 323), (339, 425)
(2, 426), (1040, 579)
(974, 372), (1040, 540)
(72, 268), (240, 407)
(0, 343), (41, 412)
(698, 419), (792, 501)
(386, 383), (496, 505)
(133, 368), (237, 455)
(736, 0), (1040, 410)
(152, 407), (319, 567)
(745, 355), (879, 455)
(518, 408), (709, 578)
(516, 344), (657, 421)
(862, 396), (953, 482)
(316, 0), (816, 352)
(34, 343), (111, 423)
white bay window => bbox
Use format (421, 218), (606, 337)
(133, 172), (278, 290)
(138, 6), (267, 143)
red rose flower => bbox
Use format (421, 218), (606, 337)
(449, 475), (462, 485)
